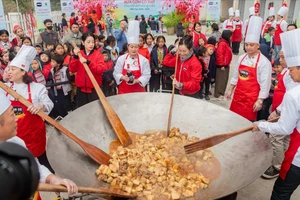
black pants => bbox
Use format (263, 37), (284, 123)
(150, 73), (161, 92)
(256, 97), (272, 121)
(38, 152), (55, 174)
(200, 77), (210, 96)
(102, 85), (116, 97)
(232, 42), (241, 54)
(52, 90), (72, 118)
(76, 87), (98, 108)
(271, 164), (300, 200)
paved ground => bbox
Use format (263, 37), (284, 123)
(41, 32), (300, 199)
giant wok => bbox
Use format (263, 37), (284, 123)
(47, 93), (272, 199)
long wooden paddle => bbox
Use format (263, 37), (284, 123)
(71, 42), (132, 147)
(184, 117), (280, 154)
(0, 82), (111, 165)
(38, 183), (137, 198)
(167, 45), (180, 136)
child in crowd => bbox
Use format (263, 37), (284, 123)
(264, 26), (275, 54)
(144, 33), (154, 54)
(45, 43), (54, 51)
(187, 23), (194, 35)
(94, 35), (101, 50)
(12, 25), (25, 47)
(40, 50), (52, 72)
(119, 43), (128, 56)
(28, 57), (49, 85)
(21, 37), (32, 46)
(0, 50), (9, 69)
(138, 35), (150, 62)
(211, 23), (221, 42)
(50, 54), (72, 118)
(34, 44), (43, 56)
(198, 46), (210, 100)
(206, 37), (217, 90)
(54, 43), (65, 56)
(101, 49), (116, 97)
(0, 30), (13, 50)
(63, 43), (73, 66)
(0, 66), (9, 82)
(104, 36), (119, 63)
(150, 35), (167, 92)
(9, 46), (20, 61)
(99, 35), (106, 48)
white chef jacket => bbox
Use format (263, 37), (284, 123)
(276, 19), (288, 32)
(230, 53), (272, 99)
(259, 84), (300, 168)
(261, 20), (276, 36)
(7, 136), (52, 183)
(222, 19), (236, 31)
(113, 53), (151, 87)
(0, 82), (54, 115)
(276, 69), (300, 111)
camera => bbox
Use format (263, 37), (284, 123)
(127, 71), (135, 84)
(0, 142), (40, 200)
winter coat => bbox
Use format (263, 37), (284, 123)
(140, 20), (148, 34)
(69, 49), (106, 93)
(162, 53), (202, 95)
(150, 45), (168, 71)
(176, 23), (184, 37)
(216, 38), (232, 67)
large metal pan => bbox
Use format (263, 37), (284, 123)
(47, 93), (272, 199)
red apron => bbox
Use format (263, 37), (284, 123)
(272, 70), (287, 112)
(226, 20), (234, 30)
(280, 128), (300, 180)
(274, 20), (283, 46)
(6, 83), (46, 157)
(232, 22), (242, 42)
(118, 54), (146, 94)
(261, 21), (272, 37)
(230, 53), (261, 121)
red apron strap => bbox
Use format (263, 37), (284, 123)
(27, 83), (32, 103)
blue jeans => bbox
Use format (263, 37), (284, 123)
(271, 164), (300, 200)
(106, 27), (114, 36)
(274, 45), (282, 61)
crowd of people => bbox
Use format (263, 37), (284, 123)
(0, 2), (300, 199)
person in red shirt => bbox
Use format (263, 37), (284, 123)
(214, 30), (233, 99)
(138, 35), (150, 63)
(191, 22), (207, 49)
(163, 35), (202, 97)
(69, 32), (106, 108)
(69, 12), (76, 28)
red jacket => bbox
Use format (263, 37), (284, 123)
(138, 46), (150, 63)
(64, 55), (71, 66)
(216, 38), (232, 67)
(191, 31), (207, 48)
(42, 63), (52, 80)
(69, 49), (105, 93)
(105, 60), (114, 70)
(162, 53), (202, 95)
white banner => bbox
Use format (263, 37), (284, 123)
(206, 0), (221, 24)
(34, 0), (52, 29)
(0, 0), (6, 29)
(61, 0), (74, 20)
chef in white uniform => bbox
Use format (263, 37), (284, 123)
(0, 45), (54, 171)
(113, 20), (151, 94)
(222, 7), (235, 32)
(253, 29), (300, 199)
(0, 92), (78, 196)
(261, 7), (276, 37)
(226, 16), (272, 121)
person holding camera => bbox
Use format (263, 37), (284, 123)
(0, 92), (78, 199)
(113, 20), (151, 94)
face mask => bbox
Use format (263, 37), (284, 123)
(47, 26), (53, 30)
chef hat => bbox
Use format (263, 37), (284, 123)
(235, 10), (240, 17)
(245, 16), (263, 43)
(277, 7), (288, 17)
(269, 7), (275, 16)
(249, 7), (255, 16)
(9, 45), (37, 72)
(127, 20), (140, 45)
(280, 29), (300, 68)
(228, 7), (234, 16)
(0, 92), (11, 115)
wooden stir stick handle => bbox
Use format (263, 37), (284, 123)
(38, 183), (137, 198)
(71, 42), (132, 147)
(0, 82), (112, 165)
(167, 42), (180, 136)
